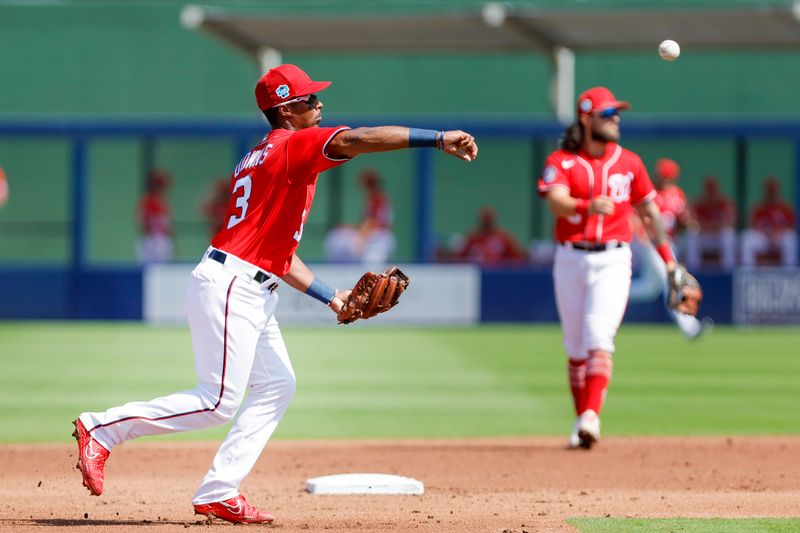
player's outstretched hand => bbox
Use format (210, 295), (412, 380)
(441, 131), (478, 162)
(328, 289), (352, 315)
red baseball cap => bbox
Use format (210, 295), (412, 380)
(655, 158), (681, 180)
(577, 87), (630, 115)
(255, 64), (331, 111)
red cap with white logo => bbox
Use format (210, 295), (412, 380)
(576, 87), (630, 115)
(255, 64), (331, 111)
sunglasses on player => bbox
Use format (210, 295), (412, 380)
(278, 93), (319, 110)
(595, 108), (620, 119)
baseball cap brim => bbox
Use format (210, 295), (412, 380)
(293, 80), (332, 98)
(598, 100), (630, 112)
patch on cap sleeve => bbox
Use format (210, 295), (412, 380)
(276, 84), (290, 99)
(579, 99), (593, 113)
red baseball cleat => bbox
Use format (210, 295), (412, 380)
(193, 494), (275, 524)
(72, 418), (110, 496)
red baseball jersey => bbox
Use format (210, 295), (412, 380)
(138, 194), (171, 236)
(654, 183), (690, 238)
(365, 192), (393, 229)
(538, 143), (656, 243)
(751, 201), (795, 232)
(211, 126), (350, 276)
(0, 168), (8, 205)
(459, 230), (524, 265)
(694, 197), (736, 227)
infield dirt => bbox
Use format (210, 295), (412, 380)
(1, 437), (798, 532)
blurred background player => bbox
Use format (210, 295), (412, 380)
(685, 176), (737, 270)
(538, 87), (686, 450)
(0, 166), (8, 208)
(652, 158), (694, 255)
(631, 158), (710, 339)
(201, 178), (231, 238)
(455, 206), (526, 266)
(323, 222), (361, 263)
(357, 169), (396, 265)
(136, 168), (174, 264)
(324, 168), (396, 265)
(741, 177), (797, 267)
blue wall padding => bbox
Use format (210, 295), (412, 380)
(481, 268), (732, 324)
(0, 266), (730, 323)
(0, 267), (142, 320)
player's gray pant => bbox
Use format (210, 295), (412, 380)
(80, 257), (296, 504)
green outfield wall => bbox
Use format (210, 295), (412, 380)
(0, 1), (797, 263)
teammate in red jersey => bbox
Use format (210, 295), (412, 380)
(0, 166), (8, 207)
(359, 169), (396, 264)
(324, 169), (396, 265)
(456, 206), (526, 266)
(631, 158), (711, 339)
(135, 169), (173, 263)
(200, 178), (232, 237)
(652, 158), (693, 241)
(538, 87), (691, 450)
(72, 64), (478, 523)
(741, 177), (797, 267)
(686, 176), (737, 270)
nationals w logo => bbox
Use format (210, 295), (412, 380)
(607, 172), (633, 202)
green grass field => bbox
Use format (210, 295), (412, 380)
(2, 322), (798, 532)
(1, 322), (799, 443)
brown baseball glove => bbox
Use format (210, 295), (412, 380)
(667, 264), (703, 316)
(337, 266), (410, 324)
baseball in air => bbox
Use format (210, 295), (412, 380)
(658, 40), (681, 61)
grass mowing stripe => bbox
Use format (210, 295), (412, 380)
(1, 323), (799, 443)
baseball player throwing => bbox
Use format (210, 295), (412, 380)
(538, 87), (685, 449)
(72, 64), (478, 524)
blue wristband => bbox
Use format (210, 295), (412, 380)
(408, 128), (438, 148)
(306, 277), (336, 305)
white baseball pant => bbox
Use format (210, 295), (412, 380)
(685, 227), (737, 270)
(137, 234), (174, 264)
(80, 251), (296, 504)
(741, 228), (797, 267)
(362, 228), (396, 266)
(553, 244), (632, 359)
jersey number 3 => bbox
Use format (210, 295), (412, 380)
(227, 175), (252, 229)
